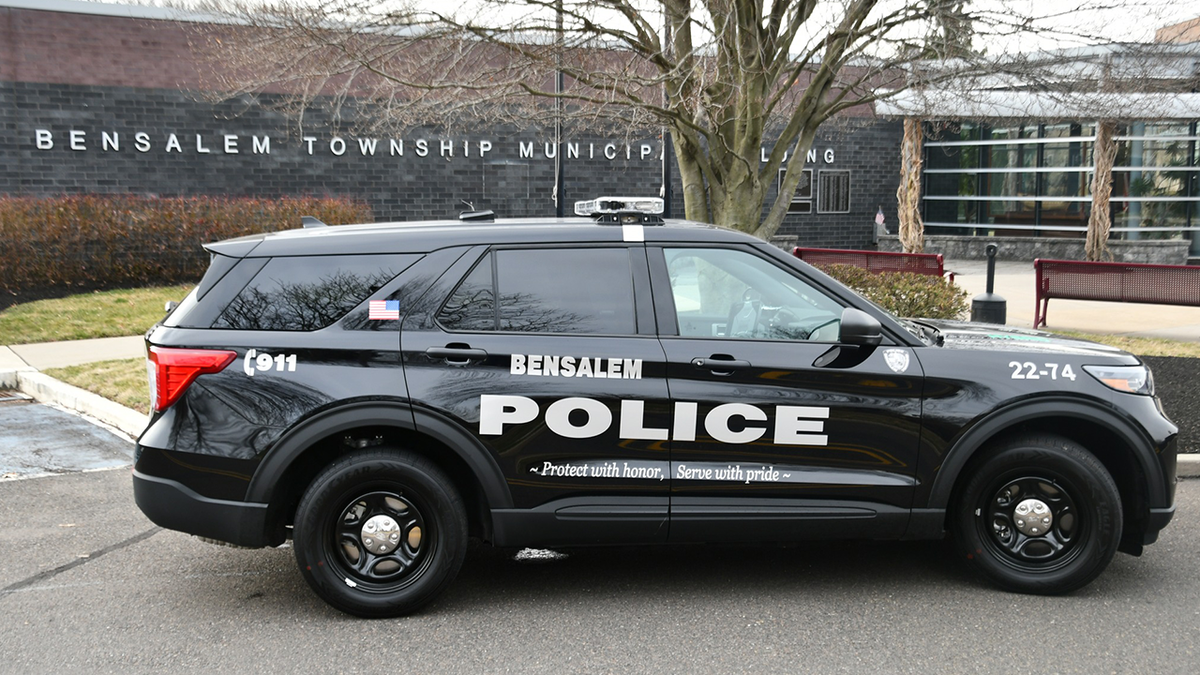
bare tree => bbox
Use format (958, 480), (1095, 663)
(188, 0), (1199, 241)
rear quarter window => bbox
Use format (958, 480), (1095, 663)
(212, 255), (414, 331)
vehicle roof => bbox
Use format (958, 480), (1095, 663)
(205, 217), (763, 258)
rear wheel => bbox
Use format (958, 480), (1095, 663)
(952, 434), (1121, 594)
(293, 448), (467, 617)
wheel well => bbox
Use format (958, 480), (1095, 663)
(270, 425), (492, 543)
(947, 416), (1148, 553)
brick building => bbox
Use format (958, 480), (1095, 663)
(0, 0), (898, 249)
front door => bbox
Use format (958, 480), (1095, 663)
(648, 245), (924, 542)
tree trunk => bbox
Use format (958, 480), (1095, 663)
(1086, 120), (1118, 262)
(673, 129), (711, 223)
(897, 117), (925, 253)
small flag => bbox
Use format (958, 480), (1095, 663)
(369, 300), (400, 320)
(875, 208), (885, 226)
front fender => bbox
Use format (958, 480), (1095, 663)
(923, 396), (1173, 513)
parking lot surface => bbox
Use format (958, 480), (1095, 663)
(0, 397), (132, 479)
(1, 404), (1198, 674)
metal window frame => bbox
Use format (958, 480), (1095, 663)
(778, 167), (814, 214)
(816, 169), (851, 214)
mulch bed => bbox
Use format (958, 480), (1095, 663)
(1141, 356), (1199, 454)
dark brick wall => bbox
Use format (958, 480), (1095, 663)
(770, 119), (903, 249)
(3, 80), (899, 248)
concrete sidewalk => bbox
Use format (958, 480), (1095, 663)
(947, 258), (1200, 342)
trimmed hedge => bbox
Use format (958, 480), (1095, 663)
(0, 195), (372, 302)
(818, 263), (969, 320)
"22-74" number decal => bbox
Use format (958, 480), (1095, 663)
(1009, 361), (1076, 381)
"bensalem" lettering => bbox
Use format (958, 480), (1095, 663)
(510, 354), (641, 380)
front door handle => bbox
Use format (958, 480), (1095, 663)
(426, 345), (488, 365)
(691, 356), (751, 375)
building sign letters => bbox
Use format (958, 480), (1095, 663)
(31, 128), (836, 165)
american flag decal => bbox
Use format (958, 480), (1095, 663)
(369, 300), (400, 320)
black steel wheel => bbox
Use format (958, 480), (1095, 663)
(953, 434), (1122, 595)
(294, 448), (467, 617)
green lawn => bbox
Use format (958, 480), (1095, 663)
(0, 285), (193, 345)
(1057, 331), (1200, 359)
(43, 357), (150, 414)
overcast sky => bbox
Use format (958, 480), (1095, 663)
(77, 0), (1200, 53)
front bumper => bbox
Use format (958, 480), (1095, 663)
(133, 470), (273, 547)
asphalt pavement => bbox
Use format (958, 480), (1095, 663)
(1, 463), (1198, 673)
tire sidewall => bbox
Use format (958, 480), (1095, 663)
(294, 450), (467, 617)
(954, 438), (1122, 594)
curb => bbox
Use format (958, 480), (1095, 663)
(1, 369), (148, 439)
(1180, 454), (1200, 478)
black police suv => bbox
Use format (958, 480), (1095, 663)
(134, 198), (1177, 617)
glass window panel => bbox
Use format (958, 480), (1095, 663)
(214, 255), (409, 331)
(925, 172), (976, 198)
(438, 254), (496, 332)
(1039, 200), (1089, 228)
(985, 144), (1037, 171)
(664, 248), (843, 342)
(1043, 123), (1093, 168)
(495, 248), (636, 335)
(981, 171), (1036, 198)
(1041, 170), (1091, 198)
(1116, 170), (1190, 199)
(983, 199), (1037, 226)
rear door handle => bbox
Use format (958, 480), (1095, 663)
(691, 356), (751, 374)
(426, 346), (488, 365)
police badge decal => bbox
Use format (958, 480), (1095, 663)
(884, 348), (910, 374)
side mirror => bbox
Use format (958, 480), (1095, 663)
(839, 307), (882, 347)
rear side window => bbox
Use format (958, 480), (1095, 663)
(214, 255), (411, 331)
(438, 248), (636, 335)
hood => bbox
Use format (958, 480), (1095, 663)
(913, 320), (1136, 358)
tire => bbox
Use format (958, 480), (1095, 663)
(293, 448), (468, 618)
(952, 434), (1122, 595)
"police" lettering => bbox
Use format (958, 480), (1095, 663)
(479, 395), (828, 446)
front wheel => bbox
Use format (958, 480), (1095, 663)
(293, 448), (467, 617)
(952, 434), (1122, 595)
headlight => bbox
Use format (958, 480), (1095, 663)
(1083, 364), (1154, 396)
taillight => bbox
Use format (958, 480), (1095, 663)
(147, 346), (237, 412)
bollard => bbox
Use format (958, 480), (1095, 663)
(971, 243), (1007, 324)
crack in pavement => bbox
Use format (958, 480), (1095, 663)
(0, 526), (161, 596)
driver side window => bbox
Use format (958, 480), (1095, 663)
(664, 248), (844, 342)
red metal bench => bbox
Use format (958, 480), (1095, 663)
(792, 247), (953, 281)
(1034, 258), (1200, 328)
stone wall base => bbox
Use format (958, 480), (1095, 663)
(878, 235), (1190, 264)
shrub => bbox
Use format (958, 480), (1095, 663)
(0, 195), (372, 302)
(817, 263), (969, 320)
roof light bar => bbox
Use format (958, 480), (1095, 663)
(574, 197), (664, 217)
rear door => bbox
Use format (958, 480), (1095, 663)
(647, 244), (925, 543)
(401, 243), (672, 546)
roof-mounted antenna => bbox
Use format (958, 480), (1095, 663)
(301, 215), (328, 228)
(458, 199), (496, 222)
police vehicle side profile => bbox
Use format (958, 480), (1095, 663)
(133, 198), (1177, 617)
